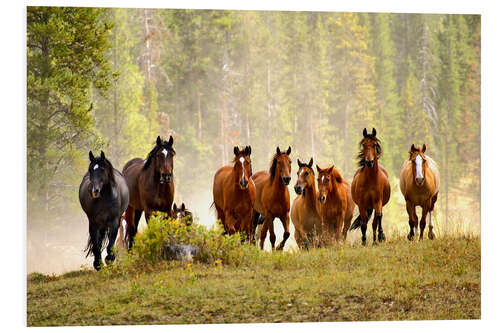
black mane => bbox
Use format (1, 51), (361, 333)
(357, 135), (382, 167)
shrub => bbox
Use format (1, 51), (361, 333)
(125, 212), (262, 269)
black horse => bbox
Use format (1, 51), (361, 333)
(79, 151), (129, 270)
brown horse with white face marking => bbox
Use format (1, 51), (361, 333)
(400, 144), (440, 240)
(350, 128), (391, 245)
(252, 146), (292, 250)
(291, 158), (321, 249)
(316, 164), (355, 245)
(212, 146), (256, 239)
(122, 136), (175, 249)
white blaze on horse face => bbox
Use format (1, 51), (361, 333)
(415, 155), (423, 180)
(162, 149), (168, 158)
(321, 175), (325, 183)
(93, 164), (99, 170)
(239, 157), (246, 182)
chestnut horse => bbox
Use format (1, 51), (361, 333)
(316, 164), (354, 244)
(400, 144), (440, 240)
(252, 146), (292, 250)
(291, 158), (321, 249)
(122, 136), (175, 249)
(212, 146), (256, 238)
(350, 128), (391, 245)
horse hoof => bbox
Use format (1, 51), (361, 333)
(105, 254), (115, 266)
(407, 233), (413, 241)
(378, 233), (386, 242)
(93, 261), (102, 271)
(428, 231), (435, 240)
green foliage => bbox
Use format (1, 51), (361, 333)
(122, 213), (261, 269)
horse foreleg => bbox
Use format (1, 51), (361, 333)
(428, 194), (438, 240)
(276, 214), (290, 251)
(267, 218), (277, 250)
(259, 218), (269, 250)
(105, 218), (120, 265)
(360, 208), (368, 246)
(90, 226), (104, 271)
(419, 207), (429, 241)
(406, 201), (418, 241)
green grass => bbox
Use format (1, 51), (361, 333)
(27, 235), (480, 326)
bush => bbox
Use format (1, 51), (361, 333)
(124, 213), (262, 269)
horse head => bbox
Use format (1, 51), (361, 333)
(145, 135), (176, 184)
(233, 145), (252, 190)
(295, 157), (314, 195)
(88, 150), (114, 199)
(316, 164), (342, 204)
(409, 143), (427, 187)
(359, 128), (382, 168)
(271, 146), (292, 186)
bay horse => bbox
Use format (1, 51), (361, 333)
(122, 136), (175, 249)
(400, 144), (440, 240)
(79, 151), (129, 270)
(212, 146), (256, 238)
(350, 128), (391, 245)
(316, 164), (355, 245)
(252, 146), (292, 251)
(172, 202), (193, 226)
(290, 158), (321, 249)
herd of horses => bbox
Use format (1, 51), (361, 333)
(79, 128), (440, 271)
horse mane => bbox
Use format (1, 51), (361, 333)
(357, 135), (382, 167)
(330, 167), (343, 184)
(143, 142), (176, 171)
(269, 152), (282, 183)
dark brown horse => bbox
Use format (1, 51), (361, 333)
(172, 202), (193, 226)
(122, 136), (175, 249)
(212, 146), (256, 238)
(350, 128), (391, 245)
(400, 144), (440, 240)
(252, 146), (292, 250)
(316, 164), (355, 245)
(290, 158), (321, 249)
(79, 151), (129, 270)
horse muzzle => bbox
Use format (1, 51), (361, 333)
(282, 176), (291, 185)
(318, 195), (326, 204)
(90, 188), (100, 199)
(364, 160), (374, 168)
(239, 179), (249, 189)
(160, 173), (172, 184)
(415, 177), (425, 186)
(294, 185), (304, 195)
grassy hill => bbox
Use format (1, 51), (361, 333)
(27, 233), (480, 326)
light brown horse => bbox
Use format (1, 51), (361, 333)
(291, 158), (321, 249)
(350, 128), (391, 245)
(212, 146), (256, 239)
(316, 164), (355, 245)
(252, 146), (292, 250)
(400, 144), (440, 240)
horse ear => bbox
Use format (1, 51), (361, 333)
(410, 144), (417, 152)
(156, 136), (162, 146)
(234, 146), (240, 156)
(297, 158), (302, 167)
(422, 144), (426, 153)
(363, 128), (368, 138)
(181, 203), (185, 211)
(246, 146), (251, 155)
(372, 128), (376, 137)
(168, 135), (174, 146)
(89, 151), (95, 162)
(100, 151), (105, 160)
(308, 158), (313, 168)
(286, 146), (291, 155)
(276, 147), (281, 155)
(173, 203), (177, 212)
(316, 164), (321, 173)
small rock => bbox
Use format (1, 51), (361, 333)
(161, 244), (200, 263)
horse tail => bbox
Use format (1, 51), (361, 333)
(349, 209), (373, 231)
(84, 228), (110, 258)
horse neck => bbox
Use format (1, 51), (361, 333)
(270, 173), (287, 196)
(304, 178), (318, 207)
